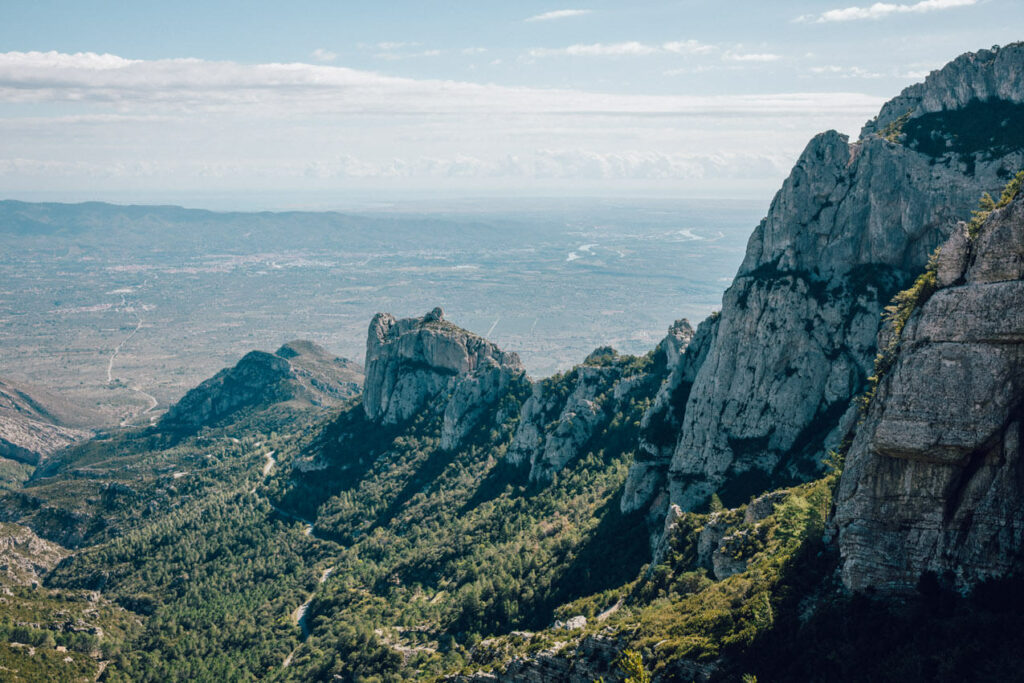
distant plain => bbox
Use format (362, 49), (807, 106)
(0, 197), (760, 425)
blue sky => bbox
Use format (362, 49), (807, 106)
(0, 1), (1021, 206)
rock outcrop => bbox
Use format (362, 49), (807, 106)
(862, 43), (1024, 138)
(161, 340), (362, 433)
(507, 349), (621, 482)
(0, 416), (88, 467)
(621, 318), (709, 516)
(626, 43), (1024, 523)
(837, 190), (1024, 593)
(506, 345), (668, 483)
(362, 308), (525, 449)
(0, 521), (68, 587)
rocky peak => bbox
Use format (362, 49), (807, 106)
(161, 340), (362, 433)
(623, 44), (1024, 527)
(362, 308), (525, 448)
(862, 42), (1024, 139)
(837, 189), (1024, 593)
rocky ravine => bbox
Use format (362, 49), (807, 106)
(622, 42), (1024, 523)
(837, 189), (1024, 593)
(0, 377), (101, 466)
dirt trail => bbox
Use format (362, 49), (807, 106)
(248, 447), (337, 669)
(283, 566), (334, 667)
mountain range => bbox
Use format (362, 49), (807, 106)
(2, 42), (1024, 682)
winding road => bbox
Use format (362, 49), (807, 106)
(107, 290), (161, 427)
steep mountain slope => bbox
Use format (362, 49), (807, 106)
(623, 42), (1024, 523)
(160, 340), (362, 434)
(4, 42), (1024, 683)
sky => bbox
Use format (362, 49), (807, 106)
(0, 0), (1021, 208)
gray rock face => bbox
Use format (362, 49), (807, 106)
(621, 318), (708, 516)
(626, 45), (1024, 520)
(507, 354), (625, 483)
(0, 417), (87, 466)
(0, 521), (68, 587)
(837, 194), (1024, 593)
(362, 308), (525, 449)
(453, 634), (640, 683)
(863, 43), (1024, 138)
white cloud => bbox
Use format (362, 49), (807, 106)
(724, 52), (782, 62)
(529, 40), (717, 58)
(310, 48), (337, 63)
(810, 65), (883, 78)
(0, 51), (885, 194)
(663, 40), (717, 55)
(529, 41), (660, 57)
(800, 0), (978, 23)
(374, 41), (418, 50)
(525, 9), (591, 22)
(0, 51), (883, 117)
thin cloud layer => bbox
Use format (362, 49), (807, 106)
(0, 51), (884, 194)
(800, 0), (977, 23)
(525, 9), (592, 22)
(0, 51), (876, 115)
(310, 48), (337, 63)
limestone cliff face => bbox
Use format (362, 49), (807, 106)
(507, 347), (634, 483)
(620, 318), (708, 515)
(161, 340), (362, 433)
(362, 308), (526, 449)
(837, 193), (1024, 593)
(626, 44), (1024, 519)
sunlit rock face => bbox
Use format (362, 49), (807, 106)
(362, 307), (525, 449)
(624, 42), (1024, 526)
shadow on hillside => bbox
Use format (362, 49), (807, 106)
(721, 540), (1024, 682)
(528, 498), (648, 629)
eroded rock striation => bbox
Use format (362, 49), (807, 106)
(625, 42), (1024, 523)
(362, 308), (526, 449)
(837, 192), (1024, 593)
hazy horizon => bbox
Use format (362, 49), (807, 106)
(3, 1), (1021, 200)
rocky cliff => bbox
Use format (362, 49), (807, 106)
(160, 340), (362, 433)
(363, 307), (526, 450)
(623, 42), (1024, 521)
(0, 521), (68, 587)
(837, 185), (1024, 593)
(507, 345), (657, 483)
(621, 318), (707, 518)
